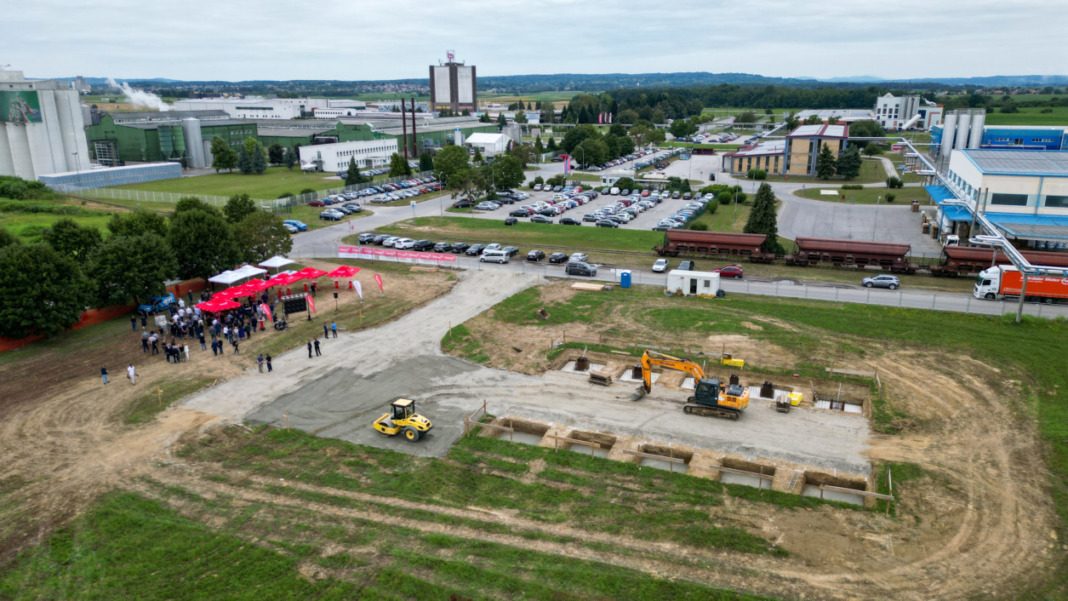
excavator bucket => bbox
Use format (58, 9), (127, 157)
(629, 385), (647, 402)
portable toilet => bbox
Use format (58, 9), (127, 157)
(620, 270), (632, 288)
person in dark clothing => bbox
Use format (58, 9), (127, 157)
(141, 332), (149, 353)
(131, 316), (138, 331)
(314, 338), (321, 356)
(311, 282), (317, 297)
(199, 332), (206, 350)
(307, 340), (313, 358)
(211, 340), (218, 356)
(266, 354), (273, 373)
(141, 315), (148, 330)
(100, 366), (108, 384)
(323, 323), (329, 339)
(187, 290), (194, 305)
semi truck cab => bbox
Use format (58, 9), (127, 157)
(974, 267), (999, 300)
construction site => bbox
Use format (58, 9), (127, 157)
(0, 266), (1064, 601)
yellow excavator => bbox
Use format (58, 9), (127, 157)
(372, 398), (433, 441)
(634, 350), (749, 420)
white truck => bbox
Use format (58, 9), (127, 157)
(974, 266), (1068, 303)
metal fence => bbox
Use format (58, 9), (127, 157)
(78, 170), (436, 212)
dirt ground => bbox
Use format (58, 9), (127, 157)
(0, 265), (1061, 600)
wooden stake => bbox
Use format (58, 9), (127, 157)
(157, 387), (162, 407)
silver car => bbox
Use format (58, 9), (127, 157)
(862, 274), (900, 290)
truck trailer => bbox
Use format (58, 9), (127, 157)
(974, 266), (1068, 303)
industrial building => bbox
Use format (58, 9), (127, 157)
(932, 122), (1068, 152)
(0, 70), (90, 179)
(170, 97), (365, 120)
(793, 109), (874, 124)
(874, 93), (944, 131)
(430, 52), (477, 113)
(39, 162), (182, 191)
(298, 139), (399, 172)
(724, 124), (849, 177)
(84, 110), (255, 168)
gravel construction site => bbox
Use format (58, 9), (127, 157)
(184, 270), (870, 478)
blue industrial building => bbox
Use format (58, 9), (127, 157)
(932, 125), (1068, 152)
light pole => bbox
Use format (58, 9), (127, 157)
(872, 195), (881, 241)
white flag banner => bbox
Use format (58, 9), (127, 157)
(353, 280), (363, 299)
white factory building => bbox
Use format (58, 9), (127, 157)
(0, 70), (90, 180)
(298, 139), (399, 172)
(171, 97), (365, 120)
(874, 93), (944, 131)
(465, 132), (509, 157)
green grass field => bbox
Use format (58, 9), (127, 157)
(983, 106), (1068, 126)
(113, 167), (344, 200)
(762, 158), (887, 184)
(795, 185), (930, 205)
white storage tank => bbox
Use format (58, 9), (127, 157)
(940, 113), (957, 157)
(968, 110), (986, 149)
(954, 111), (971, 150)
(181, 118), (206, 168)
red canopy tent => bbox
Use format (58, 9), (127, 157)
(296, 266), (328, 280)
(215, 286), (255, 299)
(195, 298), (241, 313)
(326, 265), (361, 290)
(266, 273), (301, 287)
(241, 278), (271, 292)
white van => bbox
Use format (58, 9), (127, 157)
(610, 187), (620, 195)
(479, 249), (510, 264)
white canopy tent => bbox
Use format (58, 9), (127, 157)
(259, 256), (296, 271)
(208, 264), (268, 285)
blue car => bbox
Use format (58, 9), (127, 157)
(283, 220), (308, 231)
(138, 293), (176, 316)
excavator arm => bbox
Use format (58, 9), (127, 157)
(639, 351), (707, 393)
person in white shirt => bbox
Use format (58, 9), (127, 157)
(127, 364), (136, 385)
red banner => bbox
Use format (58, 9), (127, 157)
(307, 294), (317, 314)
(259, 302), (273, 322)
(337, 246), (457, 263)
(374, 274), (384, 292)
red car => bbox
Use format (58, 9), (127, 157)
(718, 265), (744, 279)
(308, 200), (326, 207)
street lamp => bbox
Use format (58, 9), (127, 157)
(872, 195), (881, 241)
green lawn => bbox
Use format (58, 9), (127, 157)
(0, 199), (116, 241)
(983, 106), (1068, 126)
(687, 201), (752, 232)
(796, 186), (931, 205)
(113, 167), (344, 200)
(370, 216), (663, 253)
(762, 158), (887, 184)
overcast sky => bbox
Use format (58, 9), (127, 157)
(6, 0), (1066, 82)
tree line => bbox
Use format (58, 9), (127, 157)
(0, 182), (293, 339)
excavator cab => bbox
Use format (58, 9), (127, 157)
(693, 378), (722, 407)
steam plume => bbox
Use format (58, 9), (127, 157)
(108, 78), (170, 112)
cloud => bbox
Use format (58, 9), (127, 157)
(5, 0), (1066, 80)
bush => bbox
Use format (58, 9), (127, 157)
(886, 176), (903, 189)
(277, 191), (294, 199)
(842, 184), (864, 190)
(885, 193), (896, 203)
(299, 188), (316, 195)
(705, 201), (718, 214)
(1041, 108), (1053, 113)
(689, 222), (708, 231)
(746, 169), (766, 180)
(715, 191), (733, 205)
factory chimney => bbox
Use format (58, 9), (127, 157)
(400, 99), (409, 160)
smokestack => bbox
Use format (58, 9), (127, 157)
(400, 99), (409, 160)
(410, 96), (418, 161)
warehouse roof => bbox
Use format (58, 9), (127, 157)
(111, 110), (230, 123)
(729, 140), (785, 157)
(795, 109), (874, 123)
(466, 132), (508, 144)
(257, 127), (329, 138)
(987, 212), (1068, 240)
(961, 149), (1068, 177)
(120, 118), (253, 130)
(787, 124), (849, 138)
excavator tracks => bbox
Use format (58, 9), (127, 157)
(683, 404), (741, 420)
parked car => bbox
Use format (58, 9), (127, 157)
(138, 293), (176, 316)
(569, 252), (589, 263)
(595, 219), (619, 228)
(531, 215), (553, 224)
(373, 234), (391, 245)
(533, 183), (543, 191)
(678, 260), (696, 271)
(548, 252), (569, 264)
(479, 249), (510, 264)
(504, 217), (518, 226)
(283, 223), (299, 233)
(433, 242), (452, 252)
(394, 238), (415, 250)
(357, 232), (376, 244)
(510, 209), (532, 217)
(718, 265), (744, 279)
(412, 240), (435, 251)
(862, 274), (900, 289)
(452, 199), (473, 208)
(475, 201), (500, 211)
(559, 217), (582, 226)
(652, 259), (669, 273)
(451, 242), (470, 254)
(465, 244), (486, 256)
(283, 220), (308, 232)
(319, 209), (344, 221)
(502, 246), (519, 257)
(527, 249), (546, 262)
(565, 261), (597, 277)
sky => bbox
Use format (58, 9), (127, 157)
(5, 0), (1067, 82)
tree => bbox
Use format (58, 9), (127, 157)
(107, 209), (168, 238)
(461, 109), (470, 116)
(472, 147), (484, 164)
(534, 137), (544, 154)
(433, 145), (470, 186)
(479, 112), (492, 123)
(743, 183), (783, 255)
(540, 102), (555, 124)
(174, 196), (222, 217)
(345, 157), (366, 185)
(835, 146), (862, 180)
(224, 193), (258, 224)
(237, 144), (252, 175)
(233, 211), (293, 263)
(491, 155), (524, 191)
(166, 209), (239, 280)
(784, 111), (800, 131)
(507, 142), (536, 167)
(41, 217), (102, 260)
(847, 120), (885, 148)
(89, 233), (176, 306)
(737, 111), (759, 126)
(815, 143), (837, 179)
(283, 146), (297, 170)
(526, 102), (533, 110)
(267, 143), (284, 165)
(249, 139), (268, 174)
(617, 109), (639, 124)
(669, 118), (698, 139)
(0, 228), (19, 250)
(546, 137), (557, 151)
(210, 137), (237, 173)
(608, 123), (627, 137)
(497, 113), (507, 128)
(514, 111), (528, 124)
(803, 114), (824, 125)
(561, 125), (597, 153)
(388, 153), (410, 177)
(419, 151), (434, 172)
(863, 144), (884, 157)
(0, 244), (91, 339)
(827, 116), (840, 125)
(573, 137), (608, 167)
(613, 177), (636, 191)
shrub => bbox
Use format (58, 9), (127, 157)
(1041, 108), (1053, 113)
(842, 184), (864, 190)
(746, 169), (766, 180)
(716, 191), (733, 205)
(299, 188), (316, 195)
(277, 191), (294, 199)
(885, 193), (896, 203)
(886, 176), (903, 189)
(689, 222), (708, 231)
